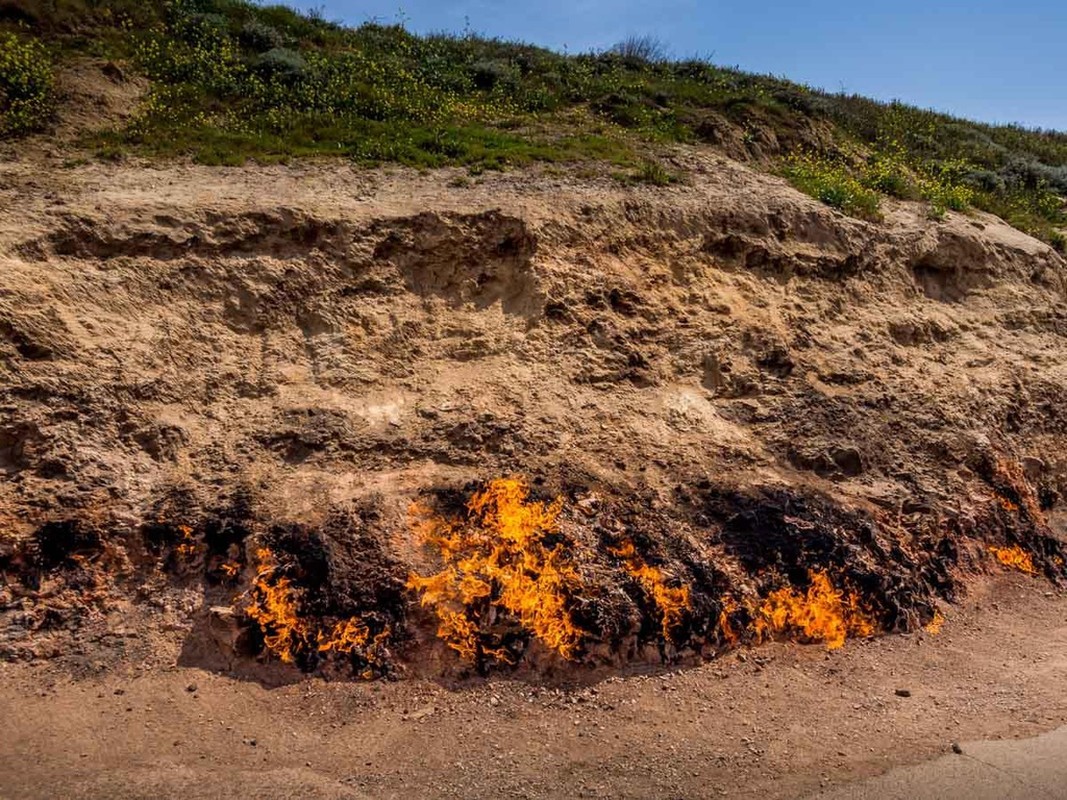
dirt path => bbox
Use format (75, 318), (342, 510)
(811, 725), (1067, 800)
(2, 574), (1065, 800)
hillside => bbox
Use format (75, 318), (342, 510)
(2, 0), (1066, 246)
(2, 4), (1067, 798)
(3, 144), (1066, 671)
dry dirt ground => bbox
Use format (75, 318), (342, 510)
(1, 574), (1065, 799)
(2, 137), (1067, 796)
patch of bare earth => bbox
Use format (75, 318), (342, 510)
(0, 575), (1065, 799)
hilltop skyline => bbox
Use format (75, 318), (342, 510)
(286, 0), (1067, 131)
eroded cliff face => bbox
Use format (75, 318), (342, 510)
(1, 152), (1065, 680)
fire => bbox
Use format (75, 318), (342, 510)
(175, 524), (199, 559)
(245, 548), (309, 663)
(924, 612), (945, 635)
(243, 547), (386, 668)
(988, 545), (1036, 574)
(717, 596), (741, 646)
(407, 477), (585, 663)
(219, 560), (240, 578)
(317, 618), (370, 654)
(611, 540), (691, 642)
(752, 570), (876, 650)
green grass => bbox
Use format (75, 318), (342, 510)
(614, 160), (679, 187)
(2, 0), (1065, 245)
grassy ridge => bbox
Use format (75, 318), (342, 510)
(2, 0), (1064, 247)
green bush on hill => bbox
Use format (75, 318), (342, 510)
(0, 32), (55, 136)
(782, 152), (883, 220)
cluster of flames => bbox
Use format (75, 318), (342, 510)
(239, 476), (1062, 670)
(749, 570), (877, 650)
(407, 478), (890, 661)
(610, 540), (691, 642)
(988, 544), (1037, 574)
(244, 548), (388, 670)
(407, 478), (585, 662)
(717, 572), (879, 651)
(174, 524), (199, 559)
(924, 612), (945, 635)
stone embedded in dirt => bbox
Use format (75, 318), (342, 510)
(101, 62), (125, 83)
(895, 689), (912, 698)
(1022, 457), (1047, 481)
(952, 742), (964, 754)
(830, 447), (864, 477)
(186, 684), (197, 693)
(576, 496), (601, 517)
(409, 706), (436, 721)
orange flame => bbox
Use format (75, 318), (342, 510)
(219, 561), (240, 578)
(245, 548), (309, 663)
(317, 618), (371, 654)
(718, 596), (741, 646)
(988, 545), (1036, 574)
(924, 612), (945, 635)
(611, 540), (691, 642)
(244, 547), (386, 668)
(407, 477), (585, 662)
(752, 570), (876, 650)
(175, 524), (199, 559)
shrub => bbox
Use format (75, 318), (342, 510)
(469, 59), (519, 91)
(252, 47), (308, 81)
(1001, 157), (1067, 194)
(917, 158), (975, 217)
(618, 160), (677, 186)
(965, 169), (1006, 194)
(861, 151), (915, 199)
(609, 35), (669, 64)
(0, 32), (55, 137)
(919, 179), (973, 219)
(239, 20), (288, 52)
(783, 152), (881, 220)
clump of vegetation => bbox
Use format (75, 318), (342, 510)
(825, 99), (1066, 238)
(609, 35), (670, 64)
(916, 160), (975, 219)
(2, 0), (1065, 247)
(0, 32), (56, 136)
(782, 152), (882, 220)
(783, 142), (982, 223)
(615, 159), (679, 186)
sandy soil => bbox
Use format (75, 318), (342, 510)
(2, 573), (1065, 799)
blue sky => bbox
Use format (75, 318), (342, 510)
(284, 0), (1067, 131)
